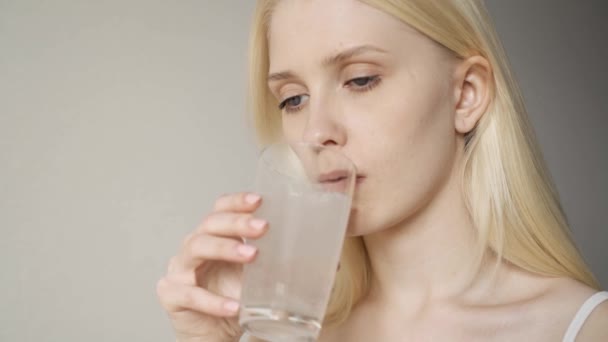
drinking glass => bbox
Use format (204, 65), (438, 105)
(238, 142), (357, 341)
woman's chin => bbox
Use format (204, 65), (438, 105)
(345, 211), (372, 237)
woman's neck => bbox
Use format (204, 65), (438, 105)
(362, 156), (487, 314)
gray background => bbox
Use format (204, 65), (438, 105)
(0, 1), (605, 341)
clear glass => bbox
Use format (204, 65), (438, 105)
(238, 142), (357, 341)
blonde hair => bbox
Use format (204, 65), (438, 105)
(248, 0), (599, 326)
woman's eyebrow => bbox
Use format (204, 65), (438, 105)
(267, 45), (387, 83)
(267, 71), (296, 83)
(321, 44), (388, 67)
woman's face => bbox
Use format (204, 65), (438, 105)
(267, 0), (463, 236)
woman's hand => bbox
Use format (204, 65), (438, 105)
(156, 193), (268, 342)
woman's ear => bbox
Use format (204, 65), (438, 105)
(452, 56), (493, 134)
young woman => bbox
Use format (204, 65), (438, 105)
(157, 0), (607, 341)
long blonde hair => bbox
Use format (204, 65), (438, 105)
(248, 0), (599, 326)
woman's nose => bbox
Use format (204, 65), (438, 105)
(301, 101), (346, 147)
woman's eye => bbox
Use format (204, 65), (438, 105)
(352, 77), (373, 86)
(346, 75), (381, 91)
(278, 95), (308, 113)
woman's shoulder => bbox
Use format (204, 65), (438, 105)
(316, 275), (606, 342)
(538, 277), (608, 341)
(542, 276), (598, 302)
(463, 269), (605, 341)
(574, 296), (608, 341)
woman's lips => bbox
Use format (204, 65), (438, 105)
(317, 171), (365, 183)
(318, 170), (350, 183)
(316, 172), (365, 192)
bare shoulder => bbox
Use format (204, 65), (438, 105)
(495, 266), (596, 310)
(485, 269), (602, 340)
(574, 294), (608, 341)
(542, 276), (598, 302)
(537, 276), (597, 315)
(315, 275), (605, 342)
(540, 277), (607, 340)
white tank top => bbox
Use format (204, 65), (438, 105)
(562, 291), (608, 342)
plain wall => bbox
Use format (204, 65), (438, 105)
(1, 1), (605, 341)
(485, 0), (608, 289)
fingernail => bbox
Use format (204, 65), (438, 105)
(237, 244), (257, 257)
(249, 218), (267, 231)
(224, 300), (240, 312)
(245, 193), (261, 204)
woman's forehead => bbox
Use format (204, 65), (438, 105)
(267, 0), (420, 69)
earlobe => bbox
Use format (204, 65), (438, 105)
(453, 56), (493, 135)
